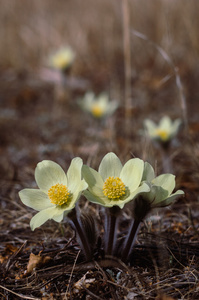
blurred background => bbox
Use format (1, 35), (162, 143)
(1, 0), (199, 96)
(1, 0), (199, 169)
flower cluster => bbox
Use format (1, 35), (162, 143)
(19, 152), (184, 262)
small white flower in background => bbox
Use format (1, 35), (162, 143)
(132, 161), (184, 220)
(82, 152), (150, 209)
(19, 159), (87, 230)
(49, 47), (75, 71)
(144, 116), (182, 143)
(78, 92), (119, 119)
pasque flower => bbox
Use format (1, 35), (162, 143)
(78, 92), (119, 119)
(82, 152), (150, 256)
(132, 161), (184, 220)
(121, 161), (184, 261)
(82, 152), (150, 209)
(19, 158), (87, 230)
(144, 116), (181, 143)
(49, 47), (75, 71)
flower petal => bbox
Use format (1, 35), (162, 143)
(98, 93), (109, 106)
(67, 157), (86, 194)
(53, 214), (64, 222)
(120, 158), (144, 193)
(98, 152), (123, 180)
(83, 190), (107, 206)
(171, 119), (181, 136)
(152, 174), (175, 195)
(142, 162), (155, 182)
(149, 185), (170, 205)
(144, 119), (157, 135)
(35, 160), (67, 193)
(30, 206), (63, 230)
(123, 182), (150, 204)
(70, 179), (88, 207)
(30, 204), (76, 230)
(155, 190), (184, 207)
(82, 165), (104, 196)
(19, 189), (53, 211)
(159, 116), (172, 130)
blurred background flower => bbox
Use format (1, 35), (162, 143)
(49, 47), (75, 72)
(144, 116), (182, 144)
(78, 92), (119, 119)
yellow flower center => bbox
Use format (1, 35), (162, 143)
(91, 104), (105, 118)
(53, 54), (71, 69)
(155, 129), (169, 141)
(48, 183), (70, 206)
(103, 176), (125, 200)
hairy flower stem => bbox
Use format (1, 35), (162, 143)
(104, 206), (121, 255)
(161, 143), (173, 173)
(121, 218), (141, 262)
(68, 208), (92, 261)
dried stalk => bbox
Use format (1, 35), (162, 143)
(132, 29), (188, 133)
(122, 0), (132, 137)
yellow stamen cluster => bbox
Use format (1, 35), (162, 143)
(155, 129), (169, 141)
(103, 176), (125, 200)
(91, 104), (104, 118)
(52, 56), (70, 69)
(48, 183), (70, 206)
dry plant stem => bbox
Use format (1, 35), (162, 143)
(122, 0), (132, 137)
(61, 72), (67, 89)
(121, 218), (141, 262)
(62, 67), (71, 89)
(161, 144), (173, 173)
(104, 206), (121, 255)
(67, 208), (92, 261)
(132, 29), (188, 133)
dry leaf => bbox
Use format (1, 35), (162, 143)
(25, 251), (51, 275)
(73, 271), (95, 292)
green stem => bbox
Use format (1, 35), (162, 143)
(68, 208), (92, 261)
(121, 218), (141, 262)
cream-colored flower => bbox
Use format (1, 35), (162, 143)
(49, 47), (75, 71)
(82, 152), (150, 209)
(133, 162), (184, 220)
(78, 92), (119, 119)
(144, 116), (181, 142)
(19, 158), (87, 230)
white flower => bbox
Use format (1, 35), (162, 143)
(82, 152), (150, 209)
(78, 92), (119, 119)
(143, 162), (184, 207)
(133, 162), (184, 220)
(49, 47), (75, 71)
(144, 116), (181, 142)
(19, 158), (87, 230)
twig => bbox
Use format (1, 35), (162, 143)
(0, 285), (40, 300)
(94, 261), (118, 300)
(82, 286), (106, 300)
(5, 240), (27, 271)
(64, 250), (81, 299)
